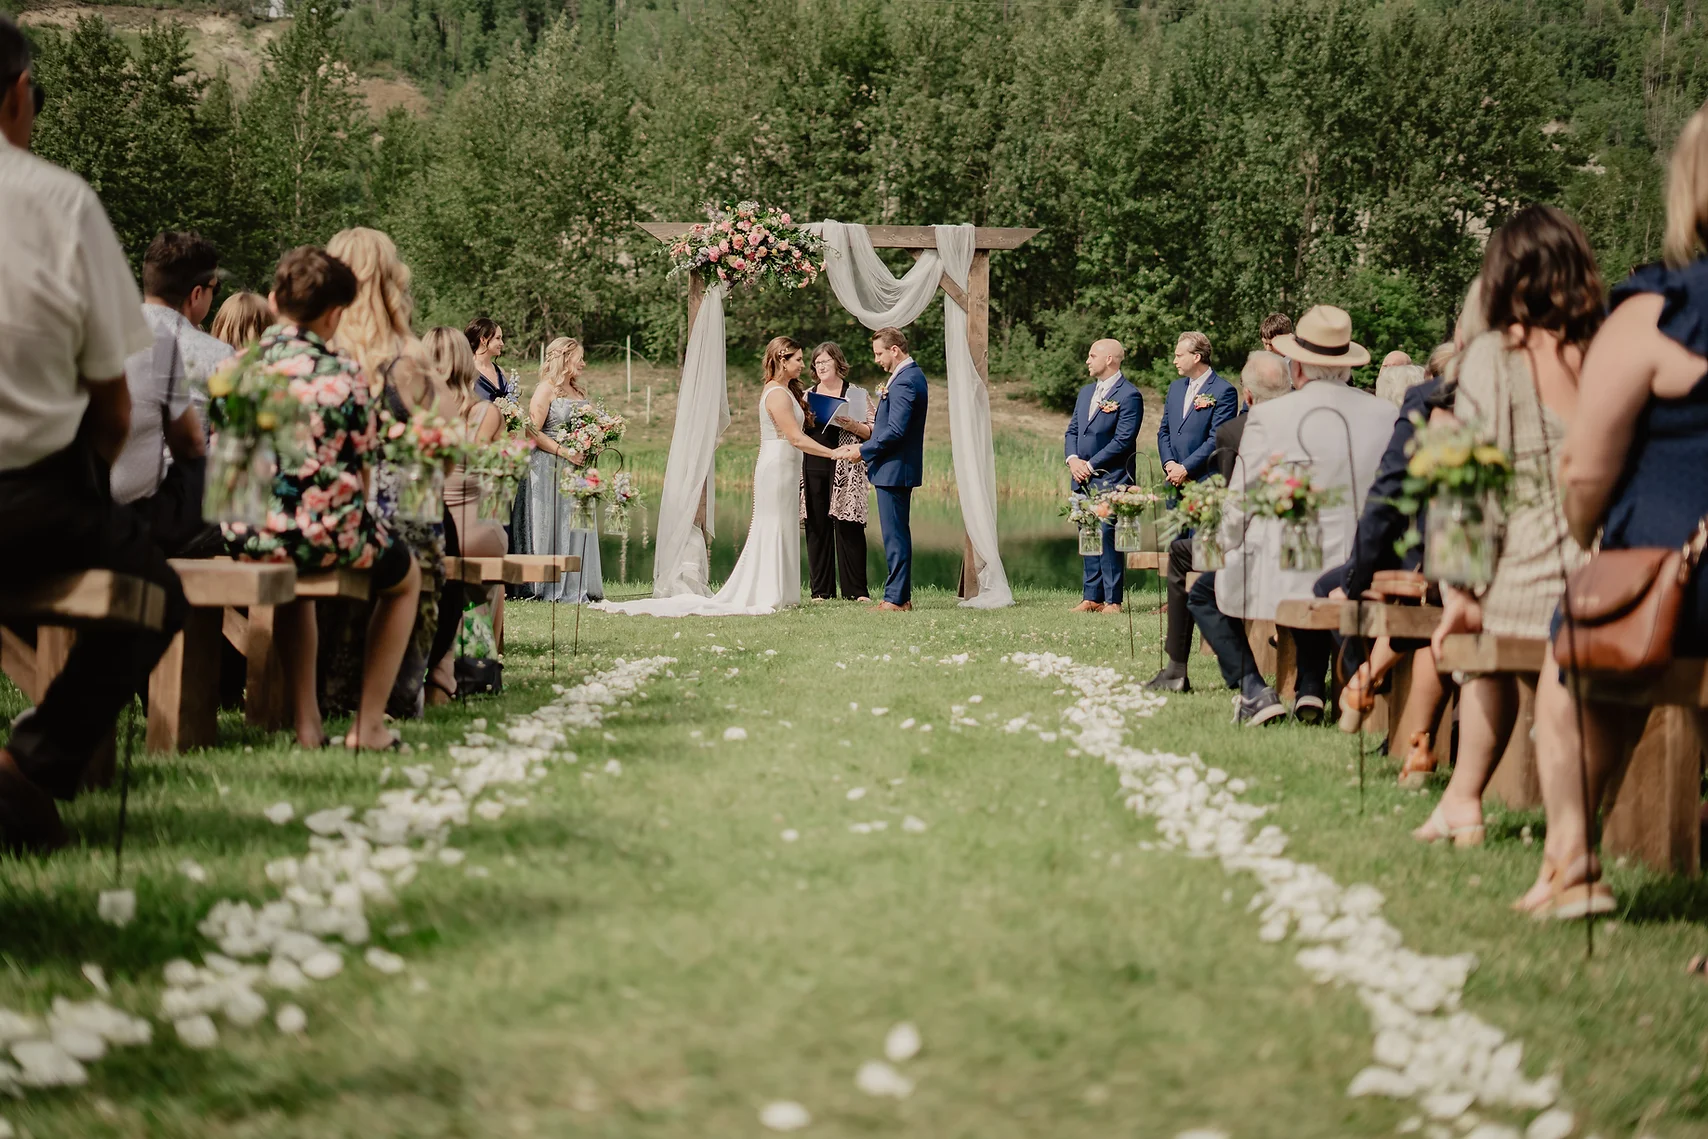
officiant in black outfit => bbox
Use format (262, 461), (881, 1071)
(800, 341), (875, 600)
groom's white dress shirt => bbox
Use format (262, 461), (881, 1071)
(1180, 367), (1212, 420)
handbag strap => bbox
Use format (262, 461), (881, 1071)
(154, 325), (183, 490)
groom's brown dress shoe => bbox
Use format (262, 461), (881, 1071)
(0, 750), (71, 857)
(1100, 603), (1123, 614)
(1072, 600), (1101, 613)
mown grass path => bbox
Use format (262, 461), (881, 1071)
(1, 588), (1704, 1138)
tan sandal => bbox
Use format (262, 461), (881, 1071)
(1412, 804), (1485, 848)
(1512, 855), (1617, 921)
(1396, 731), (1435, 789)
(1338, 665), (1379, 734)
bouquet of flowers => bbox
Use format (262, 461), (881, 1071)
(1060, 492), (1108, 530)
(491, 394), (529, 435)
(1244, 455), (1342, 571)
(559, 465), (604, 527)
(1103, 485), (1165, 520)
(377, 409), (461, 468)
(1393, 415), (1515, 583)
(669, 201), (825, 291)
(1159, 475), (1229, 541)
(552, 403), (627, 467)
(466, 434), (535, 522)
(206, 344), (305, 453)
(374, 410), (461, 522)
(604, 471), (642, 536)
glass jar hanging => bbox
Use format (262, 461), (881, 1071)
(1424, 492), (1498, 585)
(388, 461), (444, 523)
(204, 433), (276, 526)
(1190, 532), (1225, 571)
(1279, 518), (1323, 571)
(1078, 524), (1104, 556)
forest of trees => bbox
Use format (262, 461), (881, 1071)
(9, 0), (1708, 405)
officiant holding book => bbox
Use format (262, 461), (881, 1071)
(800, 341), (875, 601)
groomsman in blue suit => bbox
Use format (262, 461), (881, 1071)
(1146, 330), (1240, 690)
(850, 327), (929, 611)
(1063, 339), (1144, 612)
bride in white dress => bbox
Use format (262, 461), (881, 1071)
(595, 338), (846, 617)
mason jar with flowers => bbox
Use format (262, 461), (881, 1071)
(1061, 492), (1109, 555)
(1245, 456), (1341, 571)
(1159, 474), (1230, 570)
(375, 410), (460, 522)
(1103, 485), (1166, 553)
(203, 345), (308, 524)
(467, 434), (535, 523)
(1392, 416), (1513, 586)
(560, 466), (605, 531)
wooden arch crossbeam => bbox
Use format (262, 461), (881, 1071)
(635, 223), (1041, 382)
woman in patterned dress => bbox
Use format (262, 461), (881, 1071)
(223, 246), (419, 751)
(799, 341), (874, 600)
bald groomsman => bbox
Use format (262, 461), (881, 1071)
(1064, 338), (1144, 612)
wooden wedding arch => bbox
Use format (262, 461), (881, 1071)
(635, 222), (1041, 598)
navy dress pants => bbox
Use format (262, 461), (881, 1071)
(1185, 570), (1262, 690)
(1081, 521), (1123, 605)
(874, 485), (913, 605)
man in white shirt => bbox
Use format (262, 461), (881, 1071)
(0, 14), (188, 854)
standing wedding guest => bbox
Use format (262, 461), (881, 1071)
(323, 226), (448, 721)
(466, 317), (517, 403)
(1183, 351), (1293, 722)
(111, 232), (234, 556)
(1216, 306), (1397, 722)
(1063, 338), (1143, 614)
(210, 290), (272, 351)
(1415, 207), (1602, 848)
(0, 14), (188, 852)
(1146, 330), (1238, 690)
(517, 336), (604, 602)
(800, 341), (874, 601)
(225, 246), (419, 752)
(1516, 103), (1708, 917)
(1260, 313), (1293, 354)
(426, 326), (506, 703)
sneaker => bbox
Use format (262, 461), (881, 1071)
(1238, 687), (1287, 727)
(1293, 694), (1325, 725)
(1142, 664), (1191, 693)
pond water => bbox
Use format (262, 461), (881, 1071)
(590, 492), (1161, 595)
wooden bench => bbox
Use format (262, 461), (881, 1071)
(146, 560), (295, 753)
(223, 567), (369, 732)
(1437, 633), (1707, 876)
(1274, 597), (1447, 749)
(0, 570), (169, 787)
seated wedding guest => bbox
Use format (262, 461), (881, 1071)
(1423, 340), (1455, 381)
(226, 246), (419, 751)
(1260, 312), (1293, 354)
(325, 226), (450, 720)
(1417, 206), (1601, 848)
(1183, 350), (1292, 722)
(1146, 330), (1238, 689)
(1375, 362), (1428, 408)
(112, 231), (235, 556)
(210, 290), (271, 351)
(1319, 280), (1487, 781)
(1216, 306), (1397, 722)
(1518, 103), (1708, 918)
(801, 341), (875, 601)
(0, 15), (189, 853)
(1064, 338), (1143, 615)
(427, 325), (507, 703)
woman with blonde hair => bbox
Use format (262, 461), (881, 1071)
(210, 290), (271, 350)
(514, 335), (604, 602)
(596, 336), (844, 617)
(1518, 101), (1708, 919)
(425, 326), (508, 702)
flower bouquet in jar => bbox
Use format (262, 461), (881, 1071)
(203, 345), (307, 525)
(558, 465), (605, 530)
(1393, 416), (1513, 585)
(467, 434), (535, 522)
(1062, 492), (1110, 556)
(1244, 455), (1342, 571)
(375, 410), (461, 522)
(1158, 474), (1230, 569)
(1102, 484), (1166, 553)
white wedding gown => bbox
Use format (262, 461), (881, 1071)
(594, 388), (804, 617)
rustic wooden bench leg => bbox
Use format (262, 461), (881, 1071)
(147, 608), (221, 754)
(1604, 705), (1703, 875)
(1369, 648), (1407, 745)
(1247, 619), (1277, 679)
(1273, 626), (1297, 705)
(1486, 679), (1541, 810)
(25, 626), (117, 789)
(238, 605), (289, 732)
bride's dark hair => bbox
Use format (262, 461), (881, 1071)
(762, 335), (812, 426)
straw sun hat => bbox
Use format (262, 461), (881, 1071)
(1270, 305), (1371, 368)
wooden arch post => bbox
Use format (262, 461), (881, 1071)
(636, 222), (1041, 599)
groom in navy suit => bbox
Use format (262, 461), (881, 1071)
(1147, 329), (1239, 691)
(847, 327), (928, 611)
(1064, 338), (1144, 612)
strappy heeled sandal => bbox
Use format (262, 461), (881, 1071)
(1338, 665), (1379, 734)
(1512, 855), (1617, 921)
(1412, 804), (1485, 848)
(1396, 731), (1436, 789)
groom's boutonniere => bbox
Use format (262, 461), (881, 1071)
(877, 382), (890, 401)
(1192, 392), (1218, 411)
(1097, 399), (1120, 415)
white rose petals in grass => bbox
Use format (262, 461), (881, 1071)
(885, 1022), (922, 1062)
(263, 802), (295, 825)
(174, 1016), (219, 1051)
(846, 787), (867, 801)
(724, 726), (748, 742)
(855, 1059), (913, 1099)
(275, 1004), (307, 1035)
(1010, 652), (1565, 1133)
(96, 889), (135, 928)
(760, 1100), (812, 1131)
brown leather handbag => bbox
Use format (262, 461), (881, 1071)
(1552, 519), (1708, 673)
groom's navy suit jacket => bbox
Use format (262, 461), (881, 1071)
(1064, 374), (1144, 492)
(1157, 369), (1239, 482)
(861, 360), (929, 489)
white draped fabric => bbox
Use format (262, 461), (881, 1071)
(651, 282), (730, 597)
(646, 222), (1013, 608)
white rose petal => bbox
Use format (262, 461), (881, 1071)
(604, 759), (623, 775)
(724, 727), (748, 742)
(11, 1040), (87, 1087)
(275, 1004), (307, 1034)
(871, 707), (889, 716)
(80, 964), (109, 996)
(178, 858), (209, 883)
(263, 801), (295, 825)
(781, 829), (800, 843)
(855, 1059), (913, 1098)
(846, 787), (867, 801)
(902, 816), (928, 834)
(301, 951), (344, 981)
(1525, 1110), (1575, 1139)
(884, 1021), (921, 1062)
(174, 1015), (219, 1051)
(759, 1100), (812, 1131)
(365, 948), (406, 975)
(223, 988), (268, 1028)
(50, 1027), (105, 1063)
(96, 889), (135, 928)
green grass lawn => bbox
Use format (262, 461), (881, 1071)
(2, 589), (1706, 1138)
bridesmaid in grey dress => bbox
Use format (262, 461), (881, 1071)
(519, 336), (604, 601)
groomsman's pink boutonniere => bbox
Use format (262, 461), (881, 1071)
(1192, 392), (1218, 411)
(1097, 399), (1120, 415)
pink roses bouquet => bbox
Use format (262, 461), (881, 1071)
(668, 201), (825, 290)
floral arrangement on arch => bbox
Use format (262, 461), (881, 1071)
(669, 201), (825, 290)
(1159, 474), (1229, 541)
(552, 402), (627, 467)
(1391, 415), (1514, 557)
(1243, 456), (1342, 522)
